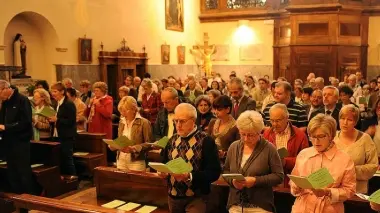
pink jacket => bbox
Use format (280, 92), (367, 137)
(290, 144), (356, 213)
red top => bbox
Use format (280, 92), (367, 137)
(86, 95), (113, 139)
(141, 92), (162, 124)
(263, 124), (309, 187)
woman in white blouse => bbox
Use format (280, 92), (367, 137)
(109, 96), (153, 171)
(334, 104), (378, 194)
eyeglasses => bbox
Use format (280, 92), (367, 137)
(239, 132), (259, 138)
(309, 134), (328, 141)
(269, 117), (285, 123)
(173, 119), (191, 126)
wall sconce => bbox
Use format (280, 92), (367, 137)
(233, 20), (255, 46)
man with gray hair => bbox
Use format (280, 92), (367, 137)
(0, 80), (37, 199)
(154, 87), (181, 139)
(310, 86), (342, 129)
(263, 103), (308, 187)
(315, 77), (325, 90)
(161, 103), (221, 213)
(348, 74), (363, 100)
(228, 77), (256, 119)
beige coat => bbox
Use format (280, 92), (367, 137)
(117, 116), (153, 161)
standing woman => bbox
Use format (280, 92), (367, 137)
(32, 88), (53, 140)
(49, 82), (77, 177)
(140, 79), (162, 125)
(334, 104), (378, 194)
(87, 82), (113, 139)
(224, 110), (284, 213)
(290, 114), (356, 213)
(195, 95), (214, 131)
(207, 95), (239, 158)
(110, 96), (153, 171)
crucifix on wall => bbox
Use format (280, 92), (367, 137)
(190, 32), (216, 78)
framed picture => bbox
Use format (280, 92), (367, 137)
(240, 44), (263, 61)
(161, 44), (170, 64)
(211, 45), (230, 61)
(78, 38), (92, 64)
(177, 46), (185, 64)
(165, 0), (184, 32)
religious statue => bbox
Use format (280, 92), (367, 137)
(13, 33), (30, 78)
(190, 33), (215, 78)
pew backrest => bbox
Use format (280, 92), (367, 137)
(94, 166), (168, 209)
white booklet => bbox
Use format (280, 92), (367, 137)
(222, 174), (246, 181)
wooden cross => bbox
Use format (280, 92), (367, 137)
(121, 38), (127, 49)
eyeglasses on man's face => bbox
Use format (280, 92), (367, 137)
(173, 118), (192, 126)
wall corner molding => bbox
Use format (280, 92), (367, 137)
(56, 47), (68, 52)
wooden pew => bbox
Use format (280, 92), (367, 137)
(0, 141), (78, 198)
(94, 166), (168, 211)
(74, 132), (107, 176)
(10, 194), (122, 213)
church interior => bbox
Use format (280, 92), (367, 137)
(1, 0), (380, 213)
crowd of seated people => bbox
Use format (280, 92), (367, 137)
(1, 69), (380, 213)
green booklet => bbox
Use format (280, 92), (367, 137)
(33, 107), (56, 118)
(357, 189), (380, 204)
(288, 167), (334, 189)
(31, 164), (44, 168)
(278, 147), (289, 158)
(148, 157), (193, 174)
(103, 135), (135, 150)
(155, 136), (169, 149)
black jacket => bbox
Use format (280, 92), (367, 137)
(154, 108), (176, 140)
(196, 111), (214, 131)
(310, 104), (342, 130)
(54, 97), (77, 138)
(0, 88), (33, 144)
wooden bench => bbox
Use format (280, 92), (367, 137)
(10, 193), (122, 213)
(74, 132), (107, 177)
(94, 166), (168, 211)
(0, 141), (78, 198)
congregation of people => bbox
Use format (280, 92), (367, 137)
(1, 69), (380, 213)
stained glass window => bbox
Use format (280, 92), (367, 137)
(227, 0), (267, 9)
(206, 0), (218, 9)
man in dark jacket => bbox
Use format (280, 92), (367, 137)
(154, 87), (180, 140)
(0, 80), (36, 198)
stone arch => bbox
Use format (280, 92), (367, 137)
(3, 11), (59, 82)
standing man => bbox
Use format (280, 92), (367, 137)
(184, 80), (203, 103)
(252, 77), (270, 111)
(229, 77), (256, 119)
(161, 103), (221, 213)
(369, 75), (380, 111)
(154, 87), (180, 140)
(0, 80), (36, 198)
(306, 89), (323, 120)
(310, 86), (342, 129)
(263, 81), (308, 130)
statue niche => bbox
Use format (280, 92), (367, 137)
(13, 33), (31, 78)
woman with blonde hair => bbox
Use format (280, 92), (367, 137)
(109, 96), (153, 171)
(32, 88), (53, 140)
(290, 114), (356, 213)
(224, 110), (284, 213)
(334, 104), (378, 194)
(86, 81), (113, 139)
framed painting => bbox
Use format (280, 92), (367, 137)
(177, 46), (185, 64)
(78, 38), (92, 64)
(161, 44), (170, 64)
(165, 0), (184, 32)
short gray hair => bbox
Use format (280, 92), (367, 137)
(323, 85), (339, 97)
(229, 77), (244, 90)
(269, 103), (289, 118)
(315, 77), (324, 83)
(194, 95), (211, 108)
(208, 89), (221, 98)
(236, 110), (264, 133)
(62, 78), (73, 85)
(0, 80), (10, 90)
(348, 74), (357, 81)
(175, 103), (197, 120)
(162, 87), (178, 99)
(143, 78), (153, 88)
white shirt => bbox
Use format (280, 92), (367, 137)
(53, 97), (65, 137)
